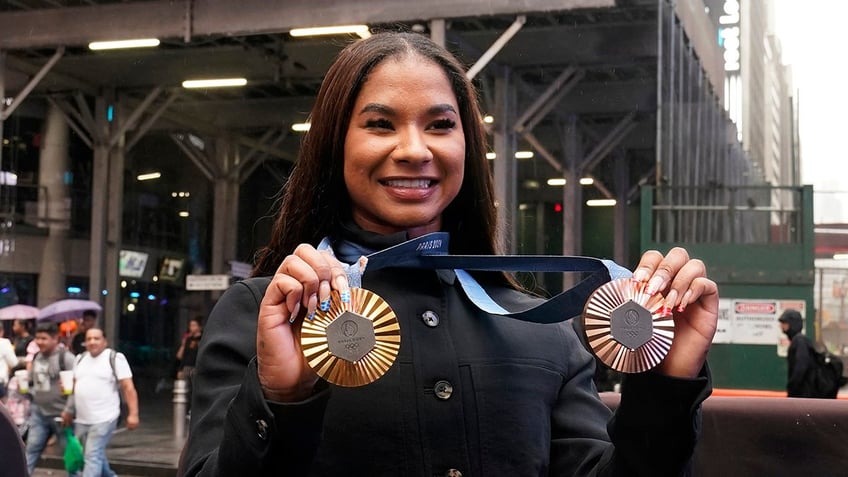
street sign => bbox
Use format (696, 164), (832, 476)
(185, 274), (230, 291)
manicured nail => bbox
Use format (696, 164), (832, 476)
(334, 275), (349, 291)
(678, 290), (693, 312)
(318, 280), (331, 308)
(306, 294), (318, 320)
(288, 302), (301, 324)
(633, 269), (650, 282)
(664, 289), (679, 310)
(340, 290), (351, 304)
(646, 276), (665, 295)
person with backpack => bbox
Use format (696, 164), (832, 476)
(61, 327), (139, 477)
(778, 309), (841, 398)
(24, 321), (75, 475)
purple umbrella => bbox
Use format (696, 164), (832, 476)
(37, 299), (102, 323)
(0, 304), (40, 321)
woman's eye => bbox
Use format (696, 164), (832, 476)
(365, 118), (393, 129)
(430, 118), (457, 130)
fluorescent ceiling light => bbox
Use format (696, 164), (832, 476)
(290, 25), (371, 39)
(291, 122), (311, 132)
(834, 254), (848, 260)
(137, 172), (161, 181)
(579, 177), (594, 185)
(178, 211), (190, 218)
(547, 178), (566, 186)
(515, 151), (534, 159)
(586, 199), (617, 207)
(486, 152), (496, 160)
(483, 115), (494, 124)
(182, 78), (247, 88)
(89, 38), (160, 50)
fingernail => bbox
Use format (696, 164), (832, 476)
(664, 289), (679, 310)
(306, 294), (318, 320)
(646, 276), (664, 295)
(319, 298), (330, 312)
(340, 290), (351, 304)
(288, 302), (301, 324)
(678, 290), (693, 312)
(334, 275), (349, 291)
(633, 269), (650, 282)
(319, 280), (331, 305)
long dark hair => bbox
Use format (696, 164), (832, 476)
(253, 32), (503, 282)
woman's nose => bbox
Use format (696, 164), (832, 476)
(392, 127), (433, 163)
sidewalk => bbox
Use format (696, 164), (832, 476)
(35, 375), (183, 477)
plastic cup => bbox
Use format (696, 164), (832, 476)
(59, 370), (74, 395)
(14, 369), (29, 394)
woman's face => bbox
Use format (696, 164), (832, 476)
(343, 54), (465, 238)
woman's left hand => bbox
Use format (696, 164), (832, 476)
(633, 247), (719, 378)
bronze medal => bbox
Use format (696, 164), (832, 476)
(582, 278), (675, 373)
(300, 288), (401, 387)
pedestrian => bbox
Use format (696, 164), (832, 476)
(70, 310), (98, 355)
(0, 326), (19, 402)
(778, 309), (824, 397)
(62, 327), (139, 477)
(11, 318), (35, 372)
(180, 31), (718, 476)
(175, 317), (203, 411)
(24, 321), (75, 475)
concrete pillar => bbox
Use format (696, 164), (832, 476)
(211, 137), (238, 276)
(562, 116), (582, 290)
(493, 73), (517, 253)
(89, 95), (109, 303)
(37, 102), (71, 306)
(613, 150), (629, 266)
(104, 97), (126, 347)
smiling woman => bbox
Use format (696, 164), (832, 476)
(180, 31), (719, 477)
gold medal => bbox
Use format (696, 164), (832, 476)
(582, 278), (675, 373)
(300, 288), (401, 387)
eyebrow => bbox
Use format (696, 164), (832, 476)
(358, 103), (458, 116)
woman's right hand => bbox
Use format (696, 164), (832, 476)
(257, 244), (350, 402)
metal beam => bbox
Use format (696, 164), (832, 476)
(46, 96), (93, 148)
(465, 15), (525, 81)
(580, 111), (637, 172)
(109, 87), (162, 148)
(126, 89), (180, 151)
(0, 0), (615, 49)
(522, 131), (562, 173)
(514, 66), (583, 134)
(1, 47), (63, 120)
(171, 133), (216, 181)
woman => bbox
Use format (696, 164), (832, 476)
(180, 32), (718, 476)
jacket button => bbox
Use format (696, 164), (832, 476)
(445, 469), (462, 477)
(421, 310), (440, 327)
(434, 380), (453, 400)
(256, 419), (269, 440)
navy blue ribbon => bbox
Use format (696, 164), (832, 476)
(322, 232), (629, 324)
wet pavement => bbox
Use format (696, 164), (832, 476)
(33, 375), (182, 477)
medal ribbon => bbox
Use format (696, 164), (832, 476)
(320, 232), (632, 325)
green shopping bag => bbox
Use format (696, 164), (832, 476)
(64, 426), (85, 473)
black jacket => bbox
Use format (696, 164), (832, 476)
(780, 310), (816, 397)
(180, 263), (711, 477)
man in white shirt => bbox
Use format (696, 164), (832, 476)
(62, 328), (139, 477)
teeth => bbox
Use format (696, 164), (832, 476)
(384, 179), (431, 188)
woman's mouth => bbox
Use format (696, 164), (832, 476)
(382, 179), (434, 188)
